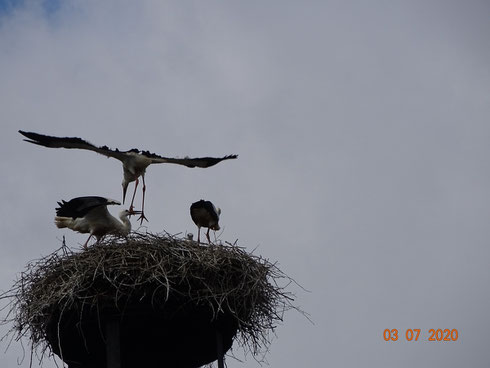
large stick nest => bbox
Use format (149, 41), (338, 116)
(1, 232), (298, 364)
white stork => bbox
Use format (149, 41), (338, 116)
(19, 130), (238, 224)
(190, 200), (221, 244)
(55, 196), (140, 249)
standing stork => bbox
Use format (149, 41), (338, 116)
(55, 196), (140, 249)
(190, 200), (221, 244)
(19, 130), (238, 224)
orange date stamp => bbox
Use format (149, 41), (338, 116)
(383, 329), (459, 342)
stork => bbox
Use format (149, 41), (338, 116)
(55, 196), (140, 249)
(190, 200), (221, 244)
(19, 130), (238, 224)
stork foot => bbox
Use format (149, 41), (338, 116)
(138, 212), (149, 225)
(128, 208), (141, 217)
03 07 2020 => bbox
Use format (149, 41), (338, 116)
(383, 328), (459, 342)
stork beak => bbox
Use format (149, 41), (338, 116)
(122, 182), (129, 204)
(129, 210), (142, 216)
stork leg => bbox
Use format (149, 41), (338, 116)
(206, 228), (211, 244)
(197, 227), (201, 244)
(138, 175), (149, 225)
(128, 178), (139, 213)
(83, 234), (93, 249)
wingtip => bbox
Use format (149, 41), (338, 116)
(18, 130), (38, 143)
(107, 199), (122, 206)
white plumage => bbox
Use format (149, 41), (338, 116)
(55, 196), (139, 249)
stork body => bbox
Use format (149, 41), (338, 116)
(190, 200), (221, 244)
(55, 196), (138, 248)
(19, 130), (238, 224)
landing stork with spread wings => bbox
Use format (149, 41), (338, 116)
(19, 130), (238, 224)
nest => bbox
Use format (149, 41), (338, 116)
(1, 232), (298, 366)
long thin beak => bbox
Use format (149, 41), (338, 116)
(122, 183), (128, 204)
(129, 210), (142, 216)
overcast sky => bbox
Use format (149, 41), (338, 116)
(1, 1), (490, 367)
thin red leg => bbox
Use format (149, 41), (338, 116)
(83, 234), (93, 249)
(138, 175), (149, 224)
(206, 228), (211, 244)
(129, 178), (139, 213)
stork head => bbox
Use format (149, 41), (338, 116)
(118, 209), (140, 235)
(119, 209), (141, 220)
(119, 209), (132, 218)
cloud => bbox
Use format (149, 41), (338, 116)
(1, 1), (490, 367)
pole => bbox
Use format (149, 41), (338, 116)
(216, 330), (224, 368)
(106, 318), (121, 368)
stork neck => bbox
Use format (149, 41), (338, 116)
(118, 214), (132, 234)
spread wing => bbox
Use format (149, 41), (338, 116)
(19, 130), (128, 162)
(56, 196), (120, 218)
(19, 130), (238, 168)
(149, 154), (238, 168)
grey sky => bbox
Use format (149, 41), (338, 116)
(1, 1), (490, 367)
